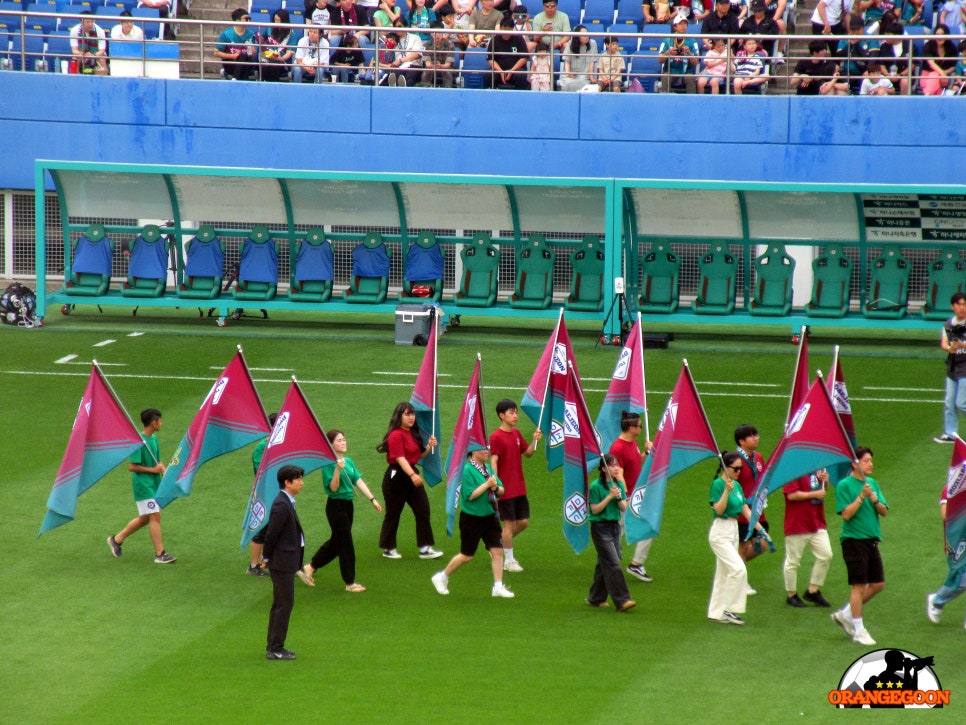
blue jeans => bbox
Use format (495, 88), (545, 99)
(944, 376), (966, 436)
(932, 583), (966, 608)
(587, 520), (631, 606)
(293, 66), (324, 84)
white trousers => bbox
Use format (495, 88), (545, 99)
(782, 529), (833, 592)
(708, 517), (748, 620)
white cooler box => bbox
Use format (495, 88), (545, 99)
(395, 303), (440, 345)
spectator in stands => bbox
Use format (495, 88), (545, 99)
(642, 0), (656, 23)
(258, 9), (297, 82)
(731, 35), (766, 93)
(138, 0), (173, 23)
(409, 0), (438, 43)
(701, 0), (740, 50)
(469, 0), (503, 47)
(70, 11), (109, 76)
(532, 0), (571, 52)
(835, 15), (875, 94)
(900, 0), (926, 26)
(111, 11), (145, 43)
(559, 24), (598, 91)
(952, 40), (966, 94)
(511, 5), (536, 52)
(658, 14), (700, 92)
(487, 15), (530, 88)
(332, 33), (366, 81)
(940, 0), (966, 37)
(450, 0), (477, 49)
(761, 0), (786, 61)
(374, 0), (404, 27)
(493, 0), (518, 16)
(811, 0), (853, 53)
(921, 23), (958, 95)
(421, 20), (457, 86)
(877, 19), (911, 95)
(650, 0), (674, 23)
(329, 0), (371, 48)
(530, 41), (552, 89)
(359, 28), (398, 84)
(308, 0), (333, 28)
(357, 0), (380, 25)
(214, 8), (257, 80)
(691, 0), (713, 23)
(696, 35), (732, 93)
(859, 58), (895, 94)
(790, 39), (847, 95)
(387, 25), (425, 86)
(862, 0), (898, 33)
(597, 35), (626, 92)
(740, 0), (779, 59)
(727, 0), (749, 21)
(293, 24), (331, 82)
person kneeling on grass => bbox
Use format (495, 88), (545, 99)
(432, 443), (514, 598)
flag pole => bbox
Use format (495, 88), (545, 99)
(828, 345), (840, 394)
(430, 311), (438, 452)
(815, 369), (860, 470)
(476, 352), (488, 442)
(534, 307), (564, 451)
(93, 359), (156, 464)
(638, 312), (651, 441)
(785, 325), (807, 425)
(683, 358), (720, 456)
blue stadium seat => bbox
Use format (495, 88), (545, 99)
(608, 23), (638, 54)
(10, 30), (45, 71)
(615, 0), (642, 24)
(249, 0), (276, 14)
(145, 40), (177, 59)
(460, 47), (489, 89)
(25, 2), (58, 34)
(45, 28), (71, 69)
(630, 50), (661, 92)
(94, 4), (125, 32)
(582, 0), (616, 27)
(555, 0), (581, 22)
(0, 2), (22, 34)
(131, 5), (160, 38)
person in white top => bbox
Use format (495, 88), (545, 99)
(293, 25), (331, 83)
(810, 0), (853, 52)
(111, 11), (145, 42)
(70, 11), (108, 75)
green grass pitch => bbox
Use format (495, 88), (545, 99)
(1, 308), (961, 723)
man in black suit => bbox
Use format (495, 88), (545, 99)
(263, 465), (305, 660)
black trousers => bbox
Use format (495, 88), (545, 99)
(267, 568), (295, 652)
(309, 498), (356, 584)
(378, 465), (435, 550)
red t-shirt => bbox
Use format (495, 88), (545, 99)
(489, 427), (529, 500)
(386, 427), (423, 467)
(735, 449), (765, 524)
(609, 437), (644, 493)
(782, 474), (827, 536)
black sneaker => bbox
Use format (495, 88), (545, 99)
(247, 564), (268, 577)
(803, 589), (831, 607)
(266, 649), (296, 660)
(786, 593), (807, 608)
(107, 535), (122, 558)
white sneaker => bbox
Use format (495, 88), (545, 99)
(504, 559), (524, 573)
(927, 593), (942, 624)
(492, 582), (515, 598)
(745, 585), (757, 596)
(383, 548), (402, 559)
(853, 628), (876, 646)
(419, 547), (444, 560)
(831, 608), (856, 636)
(431, 571), (449, 595)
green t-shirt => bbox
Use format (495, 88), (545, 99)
(709, 476), (746, 519)
(589, 477), (625, 522)
(252, 438), (267, 475)
(130, 433), (161, 501)
(460, 460), (499, 517)
(836, 474), (888, 541)
(320, 457), (362, 501)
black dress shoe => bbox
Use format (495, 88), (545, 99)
(803, 589), (831, 607)
(786, 593), (807, 608)
(266, 649), (296, 660)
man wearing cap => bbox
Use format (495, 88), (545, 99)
(740, 0), (780, 59)
(658, 14), (700, 92)
(701, 0), (740, 49)
(532, 0), (571, 51)
(430, 442), (515, 599)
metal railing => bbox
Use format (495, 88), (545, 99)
(1, 9), (962, 94)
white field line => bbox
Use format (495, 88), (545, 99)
(93, 339), (116, 347)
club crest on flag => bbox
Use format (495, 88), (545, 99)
(247, 500), (267, 530)
(466, 395), (477, 429)
(269, 413), (289, 446)
(551, 342), (568, 374)
(629, 487), (645, 517)
(549, 419), (564, 448)
(564, 491), (588, 525)
(613, 347), (631, 381)
(168, 446), (182, 467)
(659, 402), (678, 432)
(787, 403), (810, 435)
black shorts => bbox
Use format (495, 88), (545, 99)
(498, 495), (530, 522)
(459, 511), (503, 556)
(738, 518), (768, 543)
(841, 537), (884, 586)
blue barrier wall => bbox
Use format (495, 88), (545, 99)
(3, 74), (965, 190)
